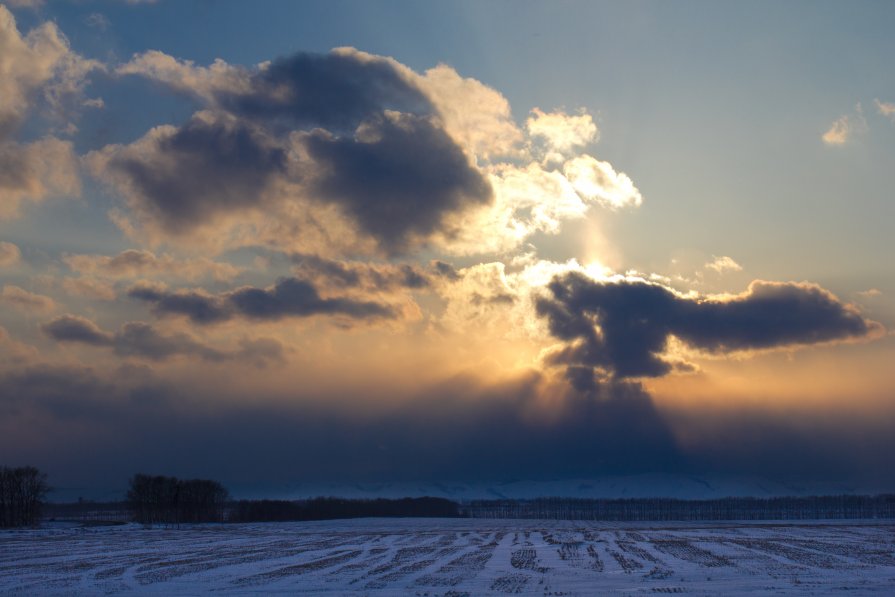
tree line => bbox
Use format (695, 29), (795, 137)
(461, 494), (895, 521)
(231, 496), (460, 522)
(126, 474), (230, 525)
(0, 466), (50, 528)
(8, 464), (895, 528)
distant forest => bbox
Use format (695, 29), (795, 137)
(461, 495), (895, 521)
(6, 466), (895, 527)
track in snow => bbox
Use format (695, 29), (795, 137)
(1, 518), (894, 595)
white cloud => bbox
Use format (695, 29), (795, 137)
(117, 50), (252, 105)
(0, 136), (80, 219)
(875, 99), (895, 123)
(0, 6), (99, 218)
(856, 288), (882, 299)
(417, 64), (524, 161)
(526, 108), (598, 161)
(822, 104), (867, 145)
(563, 154), (642, 209)
(2, 0), (44, 9)
(705, 255), (743, 274)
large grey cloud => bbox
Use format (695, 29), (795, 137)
(2, 362), (893, 495)
(128, 276), (396, 325)
(537, 272), (882, 383)
(217, 50), (432, 131)
(96, 48), (492, 252)
(100, 112), (287, 235)
(303, 113), (492, 252)
(41, 314), (283, 365)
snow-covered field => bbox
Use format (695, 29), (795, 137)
(2, 519), (894, 595)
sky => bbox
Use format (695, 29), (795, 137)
(1, 0), (894, 497)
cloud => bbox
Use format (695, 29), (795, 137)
(86, 110), (289, 239)
(526, 108), (598, 160)
(217, 47), (432, 131)
(60, 276), (117, 301)
(705, 255), (742, 274)
(102, 47), (643, 257)
(116, 50), (251, 105)
(0, 240), (21, 266)
(291, 254), (430, 292)
(41, 314), (111, 345)
(104, 48), (495, 254)
(417, 63), (524, 160)
(302, 112), (492, 253)
(0, 6), (99, 218)
(536, 272), (883, 381)
(119, 47), (431, 132)
(0, 5), (102, 132)
(63, 249), (241, 282)
(562, 154), (642, 209)
(0, 4), (66, 132)
(0, 284), (56, 312)
(128, 276), (397, 325)
(856, 288), (882, 299)
(822, 104), (867, 145)
(0, 325), (40, 368)
(41, 314), (284, 365)
(0, 362), (683, 486)
(875, 99), (895, 123)
(0, 136), (80, 219)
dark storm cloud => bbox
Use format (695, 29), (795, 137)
(537, 272), (881, 380)
(218, 50), (432, 131)
(128, 277), (396, 325)
(3, 363), (893, 494)
(303, 113), (492, 252)
(0, 365), (683, 488)
(41, 314), (283, 365)
(106, 113), (287, 234)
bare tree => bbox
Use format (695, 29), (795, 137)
(0, 466), (50, 528)
(127, 474), (228, 526)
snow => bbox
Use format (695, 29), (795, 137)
(2, 518), (894, 595)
